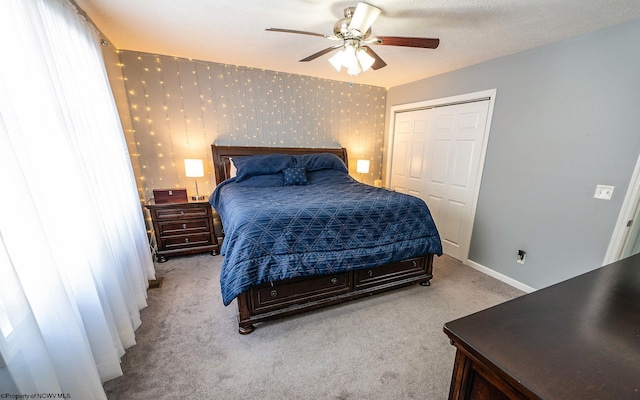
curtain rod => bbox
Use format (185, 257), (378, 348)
(67, 0), (110, 46)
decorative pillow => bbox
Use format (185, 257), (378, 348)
(294, 153), (348, 173)
(282, 167), (308, 186)
(232, 154), (294, 182)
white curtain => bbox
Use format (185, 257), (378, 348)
(0, 0), (155, 398)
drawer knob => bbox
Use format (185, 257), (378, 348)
(331, 277), (337, 284)
(270, 290), (278, 297)
(412, 260), (417, 267)
(182, 223), (187, 229)
(367, 270), (373, 277)
(185, 238), (189, 243)
(180, 211), (185, 215)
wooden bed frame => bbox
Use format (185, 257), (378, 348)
(211, 145), (435, 334)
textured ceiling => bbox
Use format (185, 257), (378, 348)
(74, 0), (640, 88)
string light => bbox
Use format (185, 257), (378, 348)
(119, 51), (386, 197)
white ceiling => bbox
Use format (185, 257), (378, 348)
(74, 0), (640, 88)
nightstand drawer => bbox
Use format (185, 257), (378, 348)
(155, 207), (209, 220)
(158, 219), (211, 236)
(161, 233), (212, 250)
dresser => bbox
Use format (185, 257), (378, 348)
(146, 200), (219, 262)
(443, 254), (640, 400)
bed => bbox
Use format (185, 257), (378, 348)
(210, 145), (442, 334)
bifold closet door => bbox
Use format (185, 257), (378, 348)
(389, 100), (490, 261)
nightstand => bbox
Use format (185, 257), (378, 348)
(146, 200), (220, 262)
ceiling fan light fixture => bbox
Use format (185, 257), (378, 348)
(356, 48), (375, 72)
(346, 64), (362, 76)
(329, 49), (346, 71)
(343, 44), (359, 69)
(329, 42), (374, 76)
(267, 2), (441, 75)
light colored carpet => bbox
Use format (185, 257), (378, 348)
(104, 253), (523, 399)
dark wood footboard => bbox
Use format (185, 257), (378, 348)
(236, 253), (434, 334)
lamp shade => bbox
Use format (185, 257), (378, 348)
(356, 49), (375, 72)
(356, 159), (370, 174)
(329, 49), (346, 71)
(184, 159), (204, 178)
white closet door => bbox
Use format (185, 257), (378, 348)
(389, 100), (490, 261)
(390, 109), (430, 199)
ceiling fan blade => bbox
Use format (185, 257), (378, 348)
(348, 2), (381, 34)
(373, 36), (440, 49)
(299, 45), (342, 62)
(362, 46), (387, 70)
(266, 28), (327, 38)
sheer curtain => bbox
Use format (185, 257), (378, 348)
(0, 0), (155, 398)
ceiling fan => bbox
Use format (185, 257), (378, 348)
(266, 2), (440, 76)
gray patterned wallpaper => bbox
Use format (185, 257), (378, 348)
(117, 51), (386, 200)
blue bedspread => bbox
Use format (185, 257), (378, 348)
(210, 169), (442, 306)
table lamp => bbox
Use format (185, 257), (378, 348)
(184, 159), (205, 201)
(356, 159), (370, 182)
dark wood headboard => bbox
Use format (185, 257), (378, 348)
(211, 145), (349, 185)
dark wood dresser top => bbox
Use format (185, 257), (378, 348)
(444, 254), (640, 400)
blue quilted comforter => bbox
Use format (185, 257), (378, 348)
(210, 169), (442, 305)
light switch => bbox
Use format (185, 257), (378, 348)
(594, 185), (614, 200)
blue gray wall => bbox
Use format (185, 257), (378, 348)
(386, 19), (640, 289)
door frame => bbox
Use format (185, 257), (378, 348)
(604, 152), (640, 264)
(385, 89), (497, 263)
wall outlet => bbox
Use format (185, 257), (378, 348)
(594, 185), (614, 200)
(517, 250), (526, 264)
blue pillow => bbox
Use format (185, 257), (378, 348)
(294, 153), (348, 173)
(232, 154), (294, 182)
(282, 167), (308, 186)
(233, 173), (284, 187)
(306, 168), (351, 185)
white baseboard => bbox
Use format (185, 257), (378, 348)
(465, 259), (537, 293)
